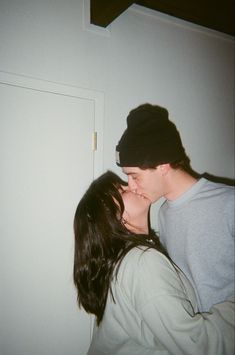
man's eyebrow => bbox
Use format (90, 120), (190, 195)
(125, 172), (136, 175)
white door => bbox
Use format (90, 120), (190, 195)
(0, 74), (103, 355)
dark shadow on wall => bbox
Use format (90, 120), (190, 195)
(201, 172), (235, 186)
(180, 164), (234, 186)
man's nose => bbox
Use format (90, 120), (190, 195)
(128, 177), (138, 191)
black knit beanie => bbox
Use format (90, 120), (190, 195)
(116, 103), (186, 167)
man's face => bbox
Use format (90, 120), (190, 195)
(122, 166), (165, 203)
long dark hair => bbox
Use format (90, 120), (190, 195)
(73, 170), (168, 325)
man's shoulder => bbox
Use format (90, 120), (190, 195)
(203, 177), (234, 191)
(202, 178), (234, 201)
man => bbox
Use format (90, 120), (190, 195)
(116, 103), (234, 312)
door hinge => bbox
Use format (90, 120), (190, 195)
(92, 131), (97, 151)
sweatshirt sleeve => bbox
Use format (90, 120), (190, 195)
(120, 249), (235, 355)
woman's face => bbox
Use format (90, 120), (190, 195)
(120, 188), (151, 233)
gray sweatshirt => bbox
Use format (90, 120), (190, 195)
(159, 177), (235, 311)
(88, 248), (234, 355)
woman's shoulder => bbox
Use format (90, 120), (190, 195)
(122, 246), (172, 270)
(118, 247), (180, 291)
(116, 246), (197, 309)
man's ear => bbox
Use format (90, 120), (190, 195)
(158, 163), (170, 176)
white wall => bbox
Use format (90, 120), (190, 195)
(1, 0), (234, 176)
(0, 0), (234, 353)
(0, 0), (234, 179)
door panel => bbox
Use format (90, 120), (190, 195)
(0, 80), (99, 355)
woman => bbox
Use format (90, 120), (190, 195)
(73, 170), (234, 355)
